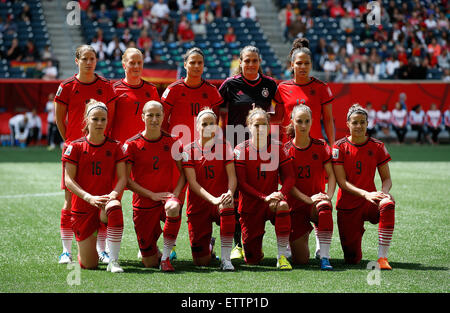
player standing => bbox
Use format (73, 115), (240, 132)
(234, 108), (295, 270)
(161, 47), (223, 147)
(182, 108), (237, 270)
(283, 104), (336, 270)
(332, 104), (395, 270)
(125, 100), (185, 271)
(111, 48), (160, 144)
(54, 45), (117, 264)
(218, 45), (280, 260)
(274, 38), (335, 145)
(62, 100), (127, 272)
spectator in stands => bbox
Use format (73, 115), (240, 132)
(97, 3), (112, 24)
(328, 0), (345, 18)
(178, 0), (193, 14)
(41, 44), (58, 64)
(8, 113), (29, 148)
(40, 60), (59, 80)
(90, 37), (108, 61)
(444, 68), (450, 82)
(121, 28), (133, 45)
(365, 102), (377, 137)
(199, 7), (214, 24)
(3, 14), (17, 36)
(240, 1), (257, 21)
(20, 3), (32, 23)
(152, 0), (170, 19)
(444, 104), (450, 137)
(178, 21), (195, 42)
(5, 38), (22, 61)
(192, 18), (207, 37)
(385, 54), (400, 78)
(115, 8), (128, 28)
(438, 48), (449, 70)
(22, 40), (40, 62)
(128, 9), (143, 30)
(437, 12), (449, 30)
(376, 104), (392, 137)
(348, 65), (364, 82)
(109, 0), (124, 11)
(323, 51), (339, 82)
(374, 55), (387, 79)
(141, 40), (153, 64)
(137, 28), (152, 50)
(278, 3), (296, 43)
(186, 7), (199, 23)
(223, 26), (236, 44)
(229, 54), (239, 76)
(409, 104), (426, 144)
(107, 36), (126, 59)
(339, 11), (354, 34)
(391, 101), (408, 144)
(426, 103), (442, 145)
(345, 36), (354, 56)
(365, 65), (379, 82)
(289, 14), (306, 40)
(25, 109), (42, 146)
(223, 0), (238, 18)
(45, 92), (61, 150)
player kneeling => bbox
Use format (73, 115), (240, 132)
(182, 108), (237, 271)
(63, 100), (127, 272)
(333, 104), (396, 270)
(283, 104), (336, 270)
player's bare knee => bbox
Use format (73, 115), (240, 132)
(379, 197), (395, 209)
(165, 201), (180, 217)
(106, 199), (121, 211)
(277, 201), (289, 212)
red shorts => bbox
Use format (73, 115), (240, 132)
(187, 203), (220, 259)
(239, 202), (276, 264)
(290, 204), (314, 242)
(337, 201), (380, 264)
(133, 204), (166, 257)
(71, 207), (102, 242)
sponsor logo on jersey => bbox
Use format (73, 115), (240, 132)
(332, 148), (339, 159)
(56, 86), (63, 97)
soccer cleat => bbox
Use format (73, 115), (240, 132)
(276, 255), (292, 270)
(210, 237), (219, 261)
(107, 259), (124, 273)
(377, 257), (392, 270)
(230, 246), (244, 260)
(220, 259), (235, 271)
(320, 257), (333, 271)
(160, 258), (175, 272)
(169, 246), (177, 261)
(98, 251), (110, 264)
(58, 252), (72, 264)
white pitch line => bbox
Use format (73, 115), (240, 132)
(0, 192), (64, 199)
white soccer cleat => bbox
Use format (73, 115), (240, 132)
(58, 252), (72, 264)
(220, 259), (235, 271)
(98, 251), (110, 264)
(107, 259), (124, 273)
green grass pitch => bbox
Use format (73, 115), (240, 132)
(0, 145), (448, 293)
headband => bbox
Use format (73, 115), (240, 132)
(197, 109), (217, 121)
(86, 104), (108, 117)
(347, 108), (368, 121)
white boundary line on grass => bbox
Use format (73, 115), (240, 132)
(0, 192), (64, 199)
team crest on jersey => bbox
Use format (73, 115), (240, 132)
(312, 153), (318, 160)
(310, 89), (316, 95)
(332, 148), (339, 159)
(164, 145), (169, 151)
(368, 150), (373, 156)
(145, 92), (150, 98)
(262, 88), (269, 98)
(64, 145), (73, 156)
(56, 86), (63, 96)
(97, 89), (103, 95)
(106, 150), (112, 157)
(202, 93), (208, 99)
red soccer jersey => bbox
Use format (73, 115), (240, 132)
(125, 132), (182, 209)
(54, 74), (117, 143)
(111, 79), (161, 143)
(161, 79), (223, 146)
(234, 139), (293, 213)
(181, 139), (234, 215)
(61, 136), (128, 212)
(284, 137), (331, 208)
(332, 136), (391, 211)
(274, 77), (333, 141)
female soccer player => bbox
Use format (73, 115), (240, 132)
(111, 48), (160, 144)
(274, 38), (335, 145)
(55, 45), (117, 264)
(125, 100), (185, 271)
(182, 108), (237, 271)
(284, 104), (336, 270)
(332, 104), (395, 270)
(161, 47), (223, 147)
(234, 108), (295, 270)
(63, 100), (127, 272)
(218, 45), (279, 260)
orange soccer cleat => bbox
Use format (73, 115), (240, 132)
(377, 257), (392, 270)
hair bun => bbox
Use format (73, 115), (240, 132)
(292, 38), (309, 50)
